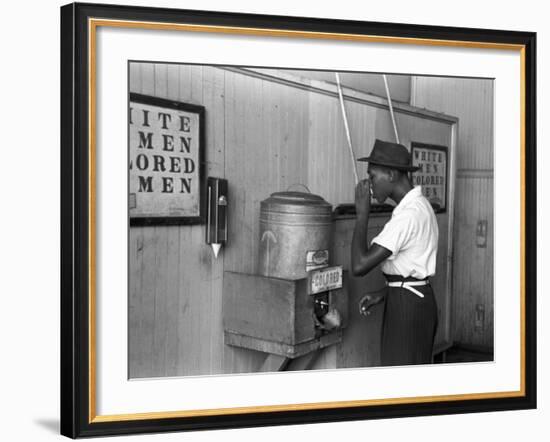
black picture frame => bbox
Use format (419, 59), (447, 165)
(60, 2), (537, 438)
(410, 142), (449, 213)
(128, 92), (206, 226)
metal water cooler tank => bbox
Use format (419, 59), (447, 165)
(258, 190), (333, 280)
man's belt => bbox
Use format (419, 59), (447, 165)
(386, 279), (429, 298)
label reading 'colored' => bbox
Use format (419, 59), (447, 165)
(309, 266), (343, 295)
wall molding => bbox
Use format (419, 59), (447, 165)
(221, 66), (458, 125)
(456, 169), (493, 179)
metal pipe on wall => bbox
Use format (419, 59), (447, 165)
(383, 74), (400, 144)
(335, 72), (359, 185)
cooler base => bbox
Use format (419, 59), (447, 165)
(224, 330), (342, 359)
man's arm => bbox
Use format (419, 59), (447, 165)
(351, 179), (392, 277)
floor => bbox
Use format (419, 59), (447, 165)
(434, 344), (494, 364)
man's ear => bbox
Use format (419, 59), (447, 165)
(388, 169), (399, 183)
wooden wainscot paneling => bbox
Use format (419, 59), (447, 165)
(451, 177), (494, 347)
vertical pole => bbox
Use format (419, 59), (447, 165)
(383, 74), (400, 144)
(335, 73), (359, 185)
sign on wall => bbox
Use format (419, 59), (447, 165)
(411, 142), (448, 213)
(129, 93), (205, 225)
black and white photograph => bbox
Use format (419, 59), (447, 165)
(127, 63), (495, 378)
(3, 0), (545, 440)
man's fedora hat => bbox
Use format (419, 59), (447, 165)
(358, 139), (419, 172)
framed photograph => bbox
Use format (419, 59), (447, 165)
(60, 2), (536, 438)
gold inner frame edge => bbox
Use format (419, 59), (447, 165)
(87, 18), (527, 423)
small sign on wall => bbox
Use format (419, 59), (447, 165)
(129, 93), (205, 225)
(411, 142), (448, 213)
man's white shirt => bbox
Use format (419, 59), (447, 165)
(371, 186), (439, 279)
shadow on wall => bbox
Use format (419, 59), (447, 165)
(33, 418), (59, 434)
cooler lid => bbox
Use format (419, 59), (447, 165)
(266, 191), (329, 205)
(261, 191), (332, 213)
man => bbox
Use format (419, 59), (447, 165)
(351, 139), (439, 366)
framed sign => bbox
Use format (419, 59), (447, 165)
(60, 2), (536, 439)
(129, 93), (205, 225)
(411, 142), (448, 213)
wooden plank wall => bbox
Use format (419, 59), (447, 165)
(412, 77), (494, 348)
(129, 63), (311, 377)
(129, 63), (456, 378)
(221, 69), (310, 372)
(129, 63), (227, 377)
